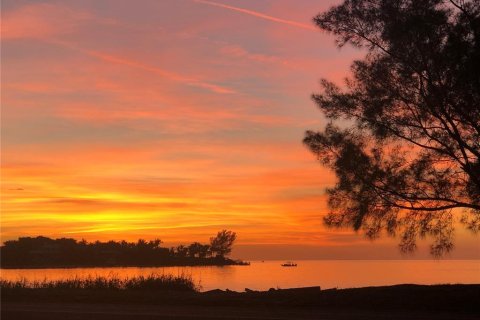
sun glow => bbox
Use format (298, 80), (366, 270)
(2, 0), (478, 259)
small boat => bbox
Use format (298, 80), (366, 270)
(281, 261), (297, 267)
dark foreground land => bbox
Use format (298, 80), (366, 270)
(2, 284), (479, 320)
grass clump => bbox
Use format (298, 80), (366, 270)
(0, 273), (198, 292)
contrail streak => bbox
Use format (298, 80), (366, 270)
(193, 0), (317, 31)
(47, 39), (236, 94)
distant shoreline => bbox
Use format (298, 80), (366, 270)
(0, 234), (247, 269)
(0, 259), (250, 269)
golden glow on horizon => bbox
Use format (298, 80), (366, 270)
(2, 0), (478, 258)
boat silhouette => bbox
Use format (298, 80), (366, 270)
(281, 261), (297, 267)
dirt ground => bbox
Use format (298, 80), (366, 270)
(2, 302), (477, 320)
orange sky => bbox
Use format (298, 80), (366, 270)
(1, 0), (478, 259)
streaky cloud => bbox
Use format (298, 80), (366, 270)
(193, 0), (317, 31)
(47, 39), (236, 94)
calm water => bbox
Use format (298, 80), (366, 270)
(1, 260), (479, 291)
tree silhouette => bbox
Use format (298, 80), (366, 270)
(187, 242), (203, 258)
(209, 230), (236, 258)
(0, 232), (242, 267)
(304, 0), (479, 256)
(175, 245), (188, 258)
(188, 242), (211, 258)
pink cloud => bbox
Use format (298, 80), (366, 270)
(193, 0), (317, 31)
(220, 45), (291, 66)
(1, 3), (92, 40)
(47, 39), (236, 94)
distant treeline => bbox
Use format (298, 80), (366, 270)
(0, 230), (247, 268)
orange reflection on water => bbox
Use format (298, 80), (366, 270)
(1, 260), (479, 291)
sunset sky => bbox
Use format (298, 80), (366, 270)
(2, 0), (478, 259)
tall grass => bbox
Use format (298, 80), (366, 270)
(0, 273), (199, 292)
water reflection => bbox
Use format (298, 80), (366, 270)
(1, 260), (479, 291)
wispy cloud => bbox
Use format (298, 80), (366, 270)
(86, 50), (236, 94)
(1, 3), (118, 40)
(44, 39), (236, 94)
(193, 0), (317, 31)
